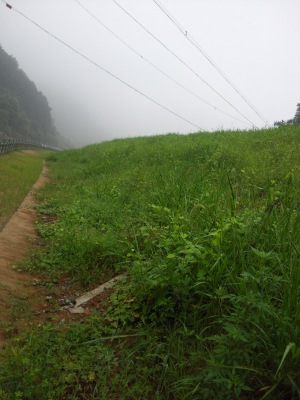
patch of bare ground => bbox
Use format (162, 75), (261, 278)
(0, 160), (122, 348)
(0, 163), (50, 346)
(0, 163), (85, 346)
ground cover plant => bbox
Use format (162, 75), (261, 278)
(0, 150), (46, 230)
(0, 126), (300, 399)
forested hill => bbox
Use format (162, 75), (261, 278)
(0, 45), (68, 147)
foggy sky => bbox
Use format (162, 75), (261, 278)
(0, 0), (299, 146)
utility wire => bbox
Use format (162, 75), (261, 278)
(112, 0), (257, 128)
(152, 0), (270, 127)
(73, 0), (251, 127)
(2, 1), (205, 131)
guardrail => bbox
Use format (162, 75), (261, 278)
(0, 139), (60, 155)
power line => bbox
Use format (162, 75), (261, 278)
(2, 1), (205, 132)
(152, 0), (270, 127)
(111, 0), (258, 128)
(73, 0), (251, 127)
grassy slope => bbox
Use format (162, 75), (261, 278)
(1, 127), (300, 399)
(0, 151), (46, 231)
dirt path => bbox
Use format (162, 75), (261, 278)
(0, 163), (49, 347)
(0, 158), (120, 347)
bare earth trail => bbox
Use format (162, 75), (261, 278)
(0, 162), (49, 346)
(0, 158), (126, 347)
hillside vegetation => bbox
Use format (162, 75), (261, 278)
(0, 45), (68, 147)
(1, 126), (300, 399)
(0, 150), (46, 230)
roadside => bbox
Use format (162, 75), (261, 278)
(0, 162), (50, 346)
(0, 157), (119, 347)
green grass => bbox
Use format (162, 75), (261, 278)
(1, 126), (300, 399)
(0, 150), (47, 230)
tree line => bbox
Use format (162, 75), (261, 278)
(0, 44), (68, 147)
(274, 103), (300, 127)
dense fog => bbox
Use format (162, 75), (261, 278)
(0, 0), (299, 146)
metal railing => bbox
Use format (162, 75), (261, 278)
(0, 139), (60, 155)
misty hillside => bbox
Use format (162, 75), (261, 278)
(0, 45), (68, 147)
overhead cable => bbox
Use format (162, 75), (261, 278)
(2, 1), (205, 131)
(112, 0), (258, 128)
(73, 0), (251, 127)
(152, 0), (270, 127)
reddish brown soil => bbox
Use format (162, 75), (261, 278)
(0, 161), (113, 347)
(0, 163), (50, 346)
